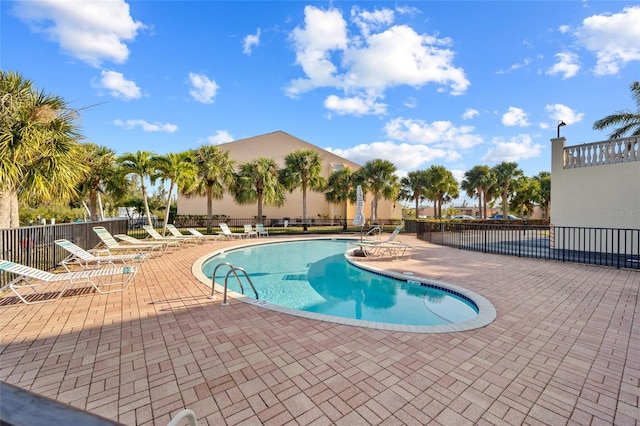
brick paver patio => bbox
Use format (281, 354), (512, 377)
(1, 235), (638, 425)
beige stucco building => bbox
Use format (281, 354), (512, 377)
(177, 131), (401, 224)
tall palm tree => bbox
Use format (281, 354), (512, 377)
(355, 159), (400, 223)
(491, 161), (523, 218)
(425, 165), (459, 219)
(154, 151), (197, 234)
(186, 145), (235, 233)
(533, 171), (551, 219)
(461, 165), (494, 219)
(280, 149), (326, 230)
(234, 157), (285, 224)
(1, 70), (88, 228)
(325, 166), (355, 230)
(592, 81), (640, 138)
(77, 143), (117, 221)
(117, 150), (158, 227)
(400, 170), (429, 220)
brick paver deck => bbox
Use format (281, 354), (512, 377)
(1, 235), (638, 425)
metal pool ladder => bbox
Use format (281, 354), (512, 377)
(208, 262), (259, 305)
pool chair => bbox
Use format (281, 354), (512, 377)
(165, 224), (202, 245)
(142, 225), (197, 246)
(93, 226), (166, 257)
(363, 225), (403, 244)
(255, 224), (269, 237)
(114, 234), (180, 253)
(54, 239), (149, 271)
(186, 228), (223, 242)
(358, 241), (413, 260)
(219, 223), (246, 239)
(244, 224), (258, 238)
(1, 259), (138, 305)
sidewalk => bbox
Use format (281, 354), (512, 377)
(1, 235), (638, 425)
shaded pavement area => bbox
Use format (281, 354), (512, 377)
(1, 235), (639, 425)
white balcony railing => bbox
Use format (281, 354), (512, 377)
(564, 136), (639, 169)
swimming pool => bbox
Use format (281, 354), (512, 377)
(195, 238), (496, 332)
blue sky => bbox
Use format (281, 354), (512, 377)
(3, 1), (640, 183)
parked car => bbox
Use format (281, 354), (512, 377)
(490, 214), (520, 220)
(452, 215), (476, 220)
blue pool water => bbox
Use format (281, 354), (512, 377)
(201, 239), (479, 326)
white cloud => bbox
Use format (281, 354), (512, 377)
(462, 108), (479, 120)
(545, 104), (585, 125)
(502, 107), (530, 127)
(188, 73), (219, 104)
(384, 117), (483, 149)
(207, 130), (234, 145)
(93, 70), (141, 100)
(243, 28), (261, 55)
(575, 6), (640, 75)
(324, 95), (387, 116)
(13, 0), (145, 67)
(498, 57), (532, 74)
(327, 141), (450, 170)
(114, 119), (177, 133)
(404, 97), (417, 108)
(546, 52), (580, 79)
(481, 134), (544, 163)
(286, 5), (469, 113)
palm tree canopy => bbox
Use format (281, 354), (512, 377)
(187, 145), (236, 200)
(235, 157), (285, 207)
(280, 149), (326, 192)
(592, 81), (640, 138)
(355, 159), (399, 221)
(325, 167), (355, 205)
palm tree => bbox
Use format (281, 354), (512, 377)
(234, 157), (285, 224)
(1, 71), (88, 228)
(280, 149), (326, 230)
(491, 161), (523, 218)
(461, 165), (495, 219)
(510, 176), (541, 218)
(325, 167), (355, 230)
(355, 159), (400, 223)
(592, 81), (640, 138)
(77, 143), (117, 221)
(533, 171), (551, 219)
(186, 145), (235, 233)
(154, 151), (197, 235)
(117, 150), (158, 227)
(400, 170), (429, 220)
(424, 165), (459, 219)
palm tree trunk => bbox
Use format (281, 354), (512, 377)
(89, 190), (99, 221)
(342, 200), (348, 231)
(206, 189), (213, 233)
(371, 196), (378, 223)
(257, 192), (264, 224)
(415, 198), (419, 220)
(141, 184), (152, 227)
(302, 185), (308, 231)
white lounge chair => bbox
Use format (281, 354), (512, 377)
(363, 225), (402, 244)
(219, 223), (245, 239)
(1, 259), (137, 304)
(142, 225), (196, 246)
(255, 224), (269, 237)
(358, 241), (413, 260)
(114, 234), (180, 253)
(244, 224), (258, 238)
(186, 228), (223, 241)
(55, 239), (148, 271)
(165, 224), (201, 245)
(93, 227), (166, 256)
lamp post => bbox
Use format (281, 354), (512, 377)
(557, 120), (566, 138)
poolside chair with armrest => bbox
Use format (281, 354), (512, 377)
(93, 226), (166, 257)
(363, 225), (402, 244)
(186, 228), (223, 242)
(255, 224), (269, 237)
(358, 241), (413, 260)
(219, 223), (245, 239)
(114, 234), (180, 253)
(244, 224), (258, 238)
(55, 239), (148, 271)
(142, 225), (196, 246)
(1, 259), (138, 305)
(166, 224), (202, 244)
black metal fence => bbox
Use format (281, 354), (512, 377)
(413, 221), (640, 270)
(1, 219), (128, 287)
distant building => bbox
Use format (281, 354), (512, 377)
(177, 131), (401, 223)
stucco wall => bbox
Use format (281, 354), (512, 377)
(177, 131), (401, 222)
(551, 137), (639, 253)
